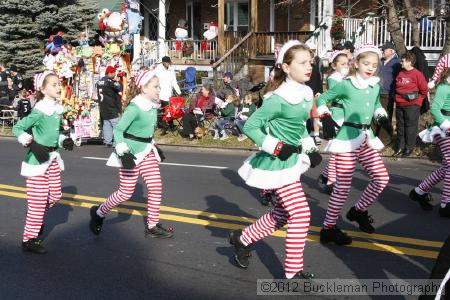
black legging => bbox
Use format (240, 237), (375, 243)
(182, 112), (203, 136)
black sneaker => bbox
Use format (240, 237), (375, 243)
(22, 238), (47, 254)
(38, 224), (45, 237)
(145, 223), (174, 238)
(287, 270), (315, 279)
(439, 204), (450, 218)
(409, 189), (433, 211)
(320, 226), (352, 245)
(228, 230), (251, 268)
(346, 206), (375, 233)
(89, 205), (104, 235)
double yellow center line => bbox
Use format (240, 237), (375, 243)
(0, 183), (442, 259)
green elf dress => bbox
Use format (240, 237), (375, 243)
(327, 71), (346, 126)
(316, 75), (387, 153)
(13, 98), (67, 177)
(106, 95), (162, 167)
(238, 79), (319, 189)
(419, 82), (450, 143)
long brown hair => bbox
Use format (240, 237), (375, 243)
(265, 44), (312, 93)
(436, 68), (450, 87)
(125, 75), (158, 109)
(35, 73), (58, 101)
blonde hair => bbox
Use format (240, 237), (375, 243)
(348, 51), (380, 77)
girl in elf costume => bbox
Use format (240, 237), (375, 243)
(412, 68), (450, 218)
(316, 44), (391, 246)
(13, 72), (74, 254)
(318, 50), (349, 194)
(229, 40), (322, 279)
(89, 70), (173, 238)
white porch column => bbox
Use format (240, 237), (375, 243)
(158, 0), (166, 59)
(323, 0), (334, 52)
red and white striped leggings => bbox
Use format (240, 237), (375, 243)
(323, 143), (389, 228)
(99, 152), (162, 228)
(240, 181), (310, 279)
(23, 159), (61, 242)
(321, 153), (337, 185)
(418, 136), (450, 205)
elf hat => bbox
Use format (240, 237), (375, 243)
(428, 53), (450, 89)
(329, 50), (347, 63)
(354, 44), (382, 59)
(135, 70), (157, 88)
(275, 40), (302, 66)
(34, 71), (55, 91)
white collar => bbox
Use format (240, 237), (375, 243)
(348, 74), (380, 89)
(273, 78), (313, 104)
(328, 71), (345, 82)
(131, 94), (160, 111)
(34, 97), (64, 116)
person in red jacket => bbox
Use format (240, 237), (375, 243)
(393, 52), (429, 157)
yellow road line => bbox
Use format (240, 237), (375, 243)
(0, 188), (440, 259)
(0, 183), (443, 249)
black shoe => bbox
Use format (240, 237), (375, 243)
(346, 206), (375, 233)
(22, 238), (47, 254)
(409, 189), (433, 211)
(392, 148), (403, 157)
(89, 205), (104, 235)
(318, 174), (328, 187)
(287, 270), (315, 279)
(145, 223), (174, 238)
(38, 224), (45, 237)
(320, 226), (352, 245)
(439, 204), (450, 218)
(402, 149), (412, 157)
(228, 230), (251, 268)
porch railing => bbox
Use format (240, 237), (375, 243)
(165, 39), (218, 62)
(252, 31), (311, 56)
(212, 31), (253, 88)
(224, 31), (247, 53)
(344, 16), (447, 51)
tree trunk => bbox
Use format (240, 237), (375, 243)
(443, 18), (450, 55)
(384, 0), (408, 56)
(403, 0), (420, 47)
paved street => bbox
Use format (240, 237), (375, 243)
(0, 137), (448, 300)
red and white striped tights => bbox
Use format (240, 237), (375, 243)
(240, 181), (310, 279)
(323, 143), (389, 228)
(417, 136), (450, 205)
(98, 153), (162, 228)
(321, 153), (337, 185)
(23, 159), (61, 242)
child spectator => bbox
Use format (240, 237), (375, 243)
(235, 93), (256, 141)
(213, 94), (238, 140)
(393, 51), (428, 157)
(13, 90), (32, 119)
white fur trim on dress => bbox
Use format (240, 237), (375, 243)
(34, 98), (64, 116)
(261, 134), (279, 155)
(238, 153), (311, 189)
(374, 107), (388, 120)
(324, 131), (384, 153)
(317, 105), (331, 117)
(115, 142), (130, 156)
(20, 152), (64, 177)
(106, 143), (160, 168)
(348, 75), (380, 90)
(427, 80), (435, 89)
(301, 136), (318, 153)
(18, 132), (32, 146)
(439, 119), (450, 131)
(335, 118), (344, 127)
(131, 95), (160, 111)
(419, 126), (447, 143)
(273, 79), (314, 105)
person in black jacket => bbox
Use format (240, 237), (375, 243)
(97, 66), (122, 147)
(8, 64), (23, 103)
(0, 62), (11, 106)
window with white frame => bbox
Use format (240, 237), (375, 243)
(225, 0), (249, 32)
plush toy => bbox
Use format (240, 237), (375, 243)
(45, 32), (64, 55)
(97, 8), (110, 31)
(175, 19), (188, 40)
(203, 22), (218, 41)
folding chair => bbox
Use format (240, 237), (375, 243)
(178, 67), (199, 102)
(0, 105), (17, 130)
(162, 96), (186, 134)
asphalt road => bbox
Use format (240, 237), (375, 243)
(0, 137), (448, 300)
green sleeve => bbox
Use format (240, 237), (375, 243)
(113, 104), (139, 145)
(12, 109), (42, 137)
(430, 84), (447, 125)
(243, 97), (281, 147)
(317, 80), (346, 107)
(327, 78), (338, 89)
(220, 103), (235, 117)
(248, 103), (256, 116)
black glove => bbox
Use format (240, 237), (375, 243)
(378, 116), (393, 136)
(29, 141), (49, 163)
(120, 152), (136, 169)
(155, 145), (165, 162)
(321, 114), (339, 140)
(62, 138), (74, 151)
(278, 143), (298, 161)
(307, 151), (322, 168)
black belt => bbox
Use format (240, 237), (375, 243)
(331, 103), (343, 109)
(43, 145), (58, 152)
(343, 122), (370, 130)
(124, 132), (153, 143)
(441, 110), (450, 116)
